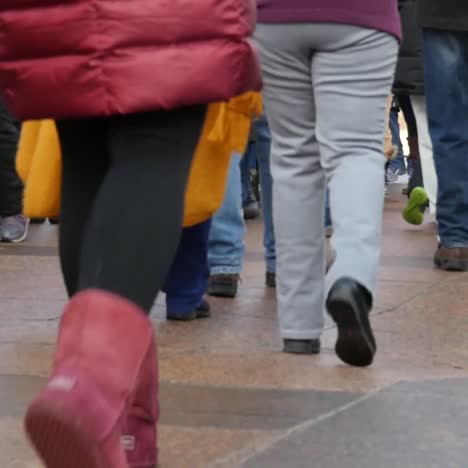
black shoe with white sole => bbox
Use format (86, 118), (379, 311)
(326, 278), (376, 367)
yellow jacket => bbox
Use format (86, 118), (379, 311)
(16, 93), (262, 226)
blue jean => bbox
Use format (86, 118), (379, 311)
(211, 119), (277, 274)
(240, 141), (257, 205)
(423, 29), (468, 247)
(325, 189), (332, 229)
(208, 154), (245, 274)
(163, 219), (211, 314)
(254, 115), (276, 273)
(387, 102), (406, 171)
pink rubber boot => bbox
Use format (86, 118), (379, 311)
(25, 290), (157, 468)
(122, 333), (159, 468)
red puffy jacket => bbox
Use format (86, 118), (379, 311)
(0, 0), (261, 119)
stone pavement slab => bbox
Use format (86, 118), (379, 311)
(243, 378), (468, 468)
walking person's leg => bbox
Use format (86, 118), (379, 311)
(258, 23), (397, 365)
(25, 106), (207, 468)
(241, 141), (260, 220)
(423, 30), (468, 270)
(411, 95), (437, 217)
(255, 114), (277, 287)
(0, 99), (28, 243)
(208, 153), (245, 298)
(313, 26), (398, 367)
(57, 119), (109, 296)
(386, 99), (406, 183)
(163, 219), (212, 321)
(325, 189), (333, 237)
(398, 95), (429, 225)
(256, 24), (325, 356)
(398, 94), (419, 181)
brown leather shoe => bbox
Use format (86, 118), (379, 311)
(434, 245), (468, 271)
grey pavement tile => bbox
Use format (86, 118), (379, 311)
(244, 378), (468, 468)
(0, 374), (361, 432)
(161, 383), (361, 430)
(0, 245), (57, 256)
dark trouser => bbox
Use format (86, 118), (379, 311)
(396, 94), (417, 138)
(57, 106), (206, 313)
(0, 99), (23, 216)
(163, 219), (211, 314)
(395, 94), (425, 195)
(423, 29), (468, 247)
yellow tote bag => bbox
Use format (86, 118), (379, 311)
(16, 93), (262, 226)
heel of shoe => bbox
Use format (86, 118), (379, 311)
(25, 395), (105, 468)
(122, 416), (157, 468)
(327, 279), (376, 368)
(25, 370), (127, 468)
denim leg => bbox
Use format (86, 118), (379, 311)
(255, 115), (276, 274)
(387, 103), (406, 172)
(423, 30), (468, 247)
(163, 219), (211, 314)
(240, 141), (257, 206)
(411, 95), (437, 215)
(325, 189), (332, 228)
(208, 154), (245, 274)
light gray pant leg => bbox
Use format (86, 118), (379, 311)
(256, 25), (325, 340)
(311, 27), (398, 296)
(256, 24), (398, 339)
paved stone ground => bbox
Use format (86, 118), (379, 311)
(1, 197), (467, 468)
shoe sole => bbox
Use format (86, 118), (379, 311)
(25, 399), (106, 468)
(434, 257), (468, 272)
(167, 309), (211, 321)
(403, 188), (428, 225)
(1, 219), (30, 243)
(207, 285), (237, 298)
(328, 297), (376, 367)
(283, 341), (320, 355)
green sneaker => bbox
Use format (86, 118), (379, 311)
(403, 187), (429, 225)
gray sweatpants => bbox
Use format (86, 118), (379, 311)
(255, 24), (398, 340)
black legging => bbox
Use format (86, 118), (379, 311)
(57, 106), (206, 313)
(0, 98), (23, 216)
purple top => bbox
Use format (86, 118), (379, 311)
(257, 0), (401, 40)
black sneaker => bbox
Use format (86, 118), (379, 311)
(326, 278), (376, 367)
(207, 274), (239, 298)
(266, 271), (276, 289)
(243, 201), (261, 220)
(167, 299), (211, 321)
(30, 218), (46, 224)
(283, 339), (321, 355)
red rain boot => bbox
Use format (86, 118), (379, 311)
(122, 332), (159, 468)
(25, 290), (157, 468)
